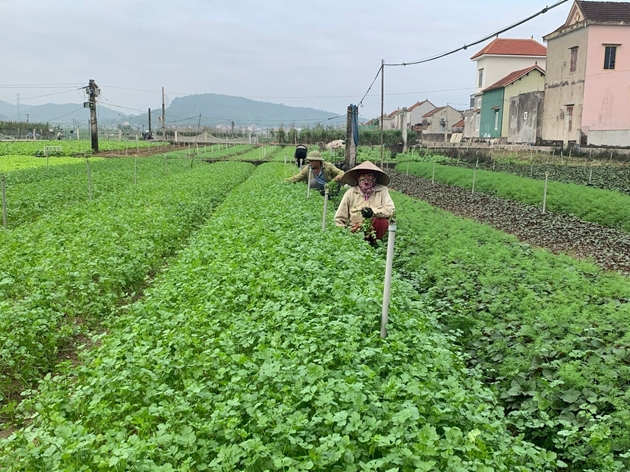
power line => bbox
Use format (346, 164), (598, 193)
(358, 66), (383, 108)
(384, 0), (569, 67)
(351, 1), (569, 119)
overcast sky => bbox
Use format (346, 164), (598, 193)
(0, 0), (571, 123)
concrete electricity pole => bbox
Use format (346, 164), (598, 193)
(86, 79), (100, 152)
(344, 105), (357, 169)
(162, 87), (166, 142)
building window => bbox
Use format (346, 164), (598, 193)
(567, 106), (573, 132)
(604, 46), (617, 70)
(478, 69), (484, 88)
(570, 47), (578, 73)
(494, 109), (500, 131)
(470, 95), (475, 109)
(524, 111), (528, 121)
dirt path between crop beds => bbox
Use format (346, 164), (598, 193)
(389, 169), (630, 275)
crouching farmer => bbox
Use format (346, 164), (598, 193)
(334, 161), (395, 242)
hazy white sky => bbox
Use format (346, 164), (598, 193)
(0, 0), (571, 122)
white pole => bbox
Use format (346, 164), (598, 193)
(307, 168), (312, 198)
(1, 174), (6, 229)
(588, 166), (593, 185)
(380, 221), (397, 339)
(542, 172), (549, 214)
(472, 166), (477, 194)
(86, 158), (93, 201)
(432, 162), (436, 184)
(321, 188), (329, 231)
(406, 161), (410, 176)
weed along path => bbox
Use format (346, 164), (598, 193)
(389, 169), (630, 274)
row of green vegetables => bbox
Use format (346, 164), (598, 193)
(0, 146), (263, 228)
(1, 164), (557, 471)
(2, 156), (194, 229)
(0, 161), (255, 406)
(430, 154), (630, 196)
(0, 139), (166, 157)
(396, 162), (630, 233)
(0, 155), (96, 173)
(393, 194), (630, 470)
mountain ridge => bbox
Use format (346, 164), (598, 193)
(0, 93), (352, 128)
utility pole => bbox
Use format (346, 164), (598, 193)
(26, 113), (29, 123)
(344, 105), (357, 169)
(86, 79), (99, 152)
(162, 87), (166, 142)
(380, 59), (385, 167)
(148, 108), (152, 135)
(16, 93), (20, 122)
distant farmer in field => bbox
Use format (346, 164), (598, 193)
(334, 161), (395, 242)
(294, 144), (308, 168)
(285, 151), (344, 191)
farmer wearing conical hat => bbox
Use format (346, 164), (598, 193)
(334, 161), (395, 241)
(285, 151), (344, 191)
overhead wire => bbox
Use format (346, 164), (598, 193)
(384, 0), (569, 67)
(353, 0), (569, 115)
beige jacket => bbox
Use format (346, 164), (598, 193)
(334, 184), (395, 227)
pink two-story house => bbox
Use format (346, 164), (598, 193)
(543, 0), (630, 147)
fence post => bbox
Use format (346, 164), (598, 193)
(1, 174), (6, 229)
(86, 158), (93, 201)
(321, 188), (329, 231)
(542, 172), (549, 214)
(380, 220), (397, 339)
(307, 168), (312, 198)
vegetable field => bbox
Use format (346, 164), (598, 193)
(0, 146), (628, 470)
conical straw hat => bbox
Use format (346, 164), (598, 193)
(341, 160), (390, 186)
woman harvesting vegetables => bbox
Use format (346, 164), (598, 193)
(334, 161), (395, 242)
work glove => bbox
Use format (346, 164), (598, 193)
(361, 207), (374, 218)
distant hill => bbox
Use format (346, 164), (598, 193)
(0, 93), (353, 129)
(127, 93), (347, 129)
(0, 100), (124, 125)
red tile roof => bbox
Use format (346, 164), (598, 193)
(408, 99), (435, 111)
(452, 119), (465, 128)
(471, 38), (547, 60)
(387, 109), (401, 118)
(422, 106), (445, 118)
(578, 1), (630, 22)
(482, 65), (546, 93)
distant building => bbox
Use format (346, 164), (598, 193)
(543, 0), (630, 147)
(465, 38), (547, 139)
(479, 64), (545, 139)
(421, 105), (464, 142)
(405, 100), (436, 129)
